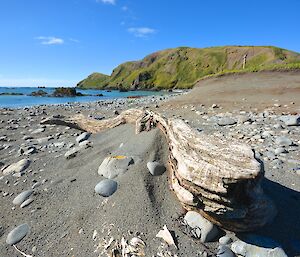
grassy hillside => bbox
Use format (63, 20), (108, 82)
(77, 72), (109, 89)
(77, 46), (300, 89)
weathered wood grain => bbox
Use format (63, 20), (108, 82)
(41, 109), (276, 231)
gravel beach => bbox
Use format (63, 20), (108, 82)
(1, 72), (300, 257)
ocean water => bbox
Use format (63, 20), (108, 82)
(0, 87), (167, 108)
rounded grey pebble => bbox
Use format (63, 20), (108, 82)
(274, 147), (287, 155)
(217, 117), (237, 126)
(275, 136), (292, 146)
(6, 224), (30, 245)
(76, 132), (91, 143)
(20, 198), (34, 208)
(217, 245), (235, 257)
(147, 161), (166, 176)
(13, 190), (33, 205)
(95, 179), (118, 197)
(64, 147), (80, 159)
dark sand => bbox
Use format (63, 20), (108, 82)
(1, 71), (300, 256)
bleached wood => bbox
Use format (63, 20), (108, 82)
(41, 109), (143, 133)
(41, 109), (275, 231)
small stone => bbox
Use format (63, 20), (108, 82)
(32, 182), (41, 189)
(54, 142), (65, 148)
(184, 211), (219, 243)
(6, 224), (30, 245)
(147, 161), (166, 176)
(95, 179), (118, 197)
(2, 159), (31, 175)
(79, 140), (92, 149)
(280, 115), (300, 126)
(237, 115), (251, 124)
(31, 128), (45, 134)
(23, 135), (33, 140)
(24, 146), (37, 155)
(65, 147), (80, 159)
(274, 124), (282, 129)
(275, 136), (292, 146)
(76, 132), (91, 144)
(20, 198), (34, 208)
(92, 230), (97, 240)
(217, 118), (237, 126)
(217, 245), (235, 257)
(274, 147), (287, 155)
(265, 151), (275, 160)
(13, 190), (33, 205)
(261, 131), (271, 138)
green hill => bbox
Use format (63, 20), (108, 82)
(77, 72), (109, 89)
(77, 46), (300, 90)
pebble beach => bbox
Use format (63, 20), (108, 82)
(1, 73), (300, 257)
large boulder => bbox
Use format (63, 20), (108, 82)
(98, 156), (134, 179)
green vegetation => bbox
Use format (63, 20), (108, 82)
(53, 87), (83, 97)
(77, 72), (109, 89)
(200, 62), (300, 81)
(77, 46), (300, 90)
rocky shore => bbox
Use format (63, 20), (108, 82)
(0, 83), (299, 257)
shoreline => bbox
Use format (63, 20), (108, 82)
(0, 73), (299, 256)
(0, 92), (182, 110)
(0, 88), (182, 109)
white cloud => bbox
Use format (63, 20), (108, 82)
(97, 0), (116, 5)
(128, 27), (156, 38)
(36, 36), (64, 45)
(121, 5), (128, 11)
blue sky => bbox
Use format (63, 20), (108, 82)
(0, 0), (299, 87)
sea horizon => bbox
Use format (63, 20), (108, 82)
(0, 86), (168, 108)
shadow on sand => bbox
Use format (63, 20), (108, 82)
(236, 178), (300, 257)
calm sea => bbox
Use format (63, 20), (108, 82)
(0, 87), (166, 108)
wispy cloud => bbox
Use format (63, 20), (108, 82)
(128, 27), (156, 38)
(36, 36), (64, 45)
(97, 0), (116, 5)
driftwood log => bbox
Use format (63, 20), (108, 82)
(41, 109), (276, 231)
